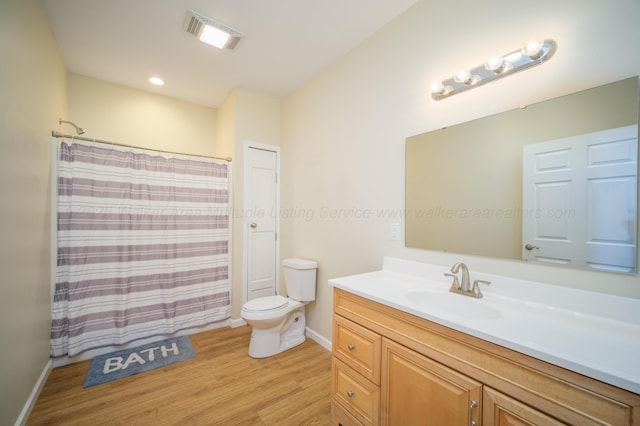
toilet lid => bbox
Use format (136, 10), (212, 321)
(244, 295), (288, 311)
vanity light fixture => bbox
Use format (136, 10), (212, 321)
(184, 9), (244, 50)
(431, 39), (557, 101)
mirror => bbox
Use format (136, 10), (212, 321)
(406, 77), (639, 274)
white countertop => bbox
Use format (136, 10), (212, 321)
(328, 257), (640, 394)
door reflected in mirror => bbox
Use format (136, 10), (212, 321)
(405, 77), (639, 274)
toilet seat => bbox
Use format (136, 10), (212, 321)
(241, 297), (305, 323)
(243, 295), (288, 312)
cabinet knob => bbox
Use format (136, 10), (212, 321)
(347, 344), (355, 351)
(470, 400), (478, 409)
(346, 390), (355, 398)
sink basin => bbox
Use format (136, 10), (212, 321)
(405, 290), (501, 320)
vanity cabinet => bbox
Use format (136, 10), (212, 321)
(330, 288), (640, 426)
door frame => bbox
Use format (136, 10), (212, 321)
(242, 140), (281, 305)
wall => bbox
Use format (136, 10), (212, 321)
(67, 73), (216, 155)
(0, 0), (67, 424)
(217, 89), (282, 318)
(281, 0), (640, 340)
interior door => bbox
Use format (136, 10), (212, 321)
(522, 125), (637, 272)
(246, 146), (278, 300)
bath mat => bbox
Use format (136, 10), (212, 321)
(83, 336), (195, 388)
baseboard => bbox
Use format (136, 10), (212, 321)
(305, 327), (331, 352)
(229, 318), (247, 328)
(15, 359), (52, 426)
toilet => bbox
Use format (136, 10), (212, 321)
(241, 258), (318, 358)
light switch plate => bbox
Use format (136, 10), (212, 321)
(390, 223), (400, 241)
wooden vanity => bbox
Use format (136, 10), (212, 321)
(330, 287), (640, 425)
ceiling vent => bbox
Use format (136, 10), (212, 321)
(184, 10), (243, 50)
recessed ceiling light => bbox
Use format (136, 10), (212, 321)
(149, 77), (164, 86)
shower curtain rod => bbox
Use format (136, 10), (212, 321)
(51, 131), (232, 162)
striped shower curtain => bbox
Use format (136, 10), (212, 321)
(51, 141), (231, 357)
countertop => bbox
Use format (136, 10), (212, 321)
(328, 257), (640, 394)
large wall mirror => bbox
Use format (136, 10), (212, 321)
(406, 77), (639, 274)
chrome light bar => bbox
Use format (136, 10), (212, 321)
(431, 39), (557, 101)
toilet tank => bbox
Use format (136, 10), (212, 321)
(282, 258), (317, 302)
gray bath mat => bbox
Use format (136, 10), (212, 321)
(83, 336), (195, 387)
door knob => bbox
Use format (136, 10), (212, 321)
(250, 222), (257, 229)
(524, 243), (539, 251)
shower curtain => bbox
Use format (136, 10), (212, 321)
(51, 141), (231, 357)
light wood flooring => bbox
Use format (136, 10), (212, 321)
(27, 326), (334, 425)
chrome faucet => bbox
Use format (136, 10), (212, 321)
(451, 262), (471, 291)
(444, 262), (491, 298)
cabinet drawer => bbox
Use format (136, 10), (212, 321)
(333, 315), (381, 384)
(332, 358), (380, 426)
(332, 398), (364, 426)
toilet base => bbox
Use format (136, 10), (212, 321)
(248, 308), (306, 358)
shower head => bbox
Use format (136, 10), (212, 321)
(59, 119), (86, 135)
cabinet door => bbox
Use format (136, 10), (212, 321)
(381, 338), (482, 426)
(483, 387), (566, 426)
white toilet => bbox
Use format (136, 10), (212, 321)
(241, 258), (318, 358)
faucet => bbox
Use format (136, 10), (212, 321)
(451, 262), (471, 291)
(444, 262), (491, 298)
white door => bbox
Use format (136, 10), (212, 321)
(522, 125), (637, 273)
(246, 146), (278, 300)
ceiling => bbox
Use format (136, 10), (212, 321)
(40, 0), (418, 108)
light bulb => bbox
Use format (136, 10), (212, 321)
(485, 56), (505, 73)
(453, 70), (471, 84)
(199, 24), (231, 49)
(431, 81), (445, 94)
(523, 40), (544, 58)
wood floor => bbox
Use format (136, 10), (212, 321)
(27, 326), (334, 425)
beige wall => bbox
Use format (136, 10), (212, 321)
(216, 91), (236, 161)
(0, 0), (68, 424)
(67, 74), (216, 155)
(281, 0), (640, 340)
(217, 89), (282, 318)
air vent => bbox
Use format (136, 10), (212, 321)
(184, 10), (243, 50)
(185, 14), (203, 37)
